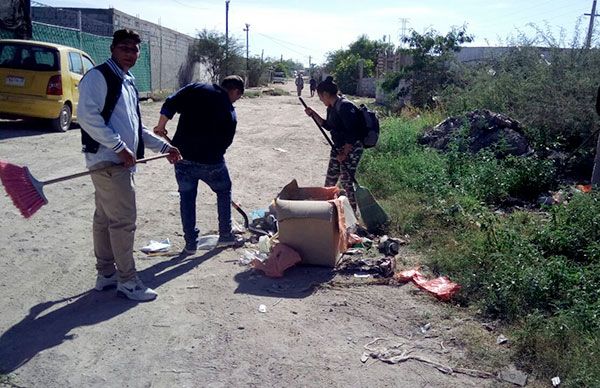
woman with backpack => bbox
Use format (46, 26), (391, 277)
(303, 76), (364, 211)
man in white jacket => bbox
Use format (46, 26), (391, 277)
(78, 29), (181, 301)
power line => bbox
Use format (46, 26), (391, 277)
(254, 32), (311, 59)
(171, 0), (207, 10)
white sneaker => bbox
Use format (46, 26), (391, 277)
(116, 277), (158, 301)
(95, 272), (118, 291)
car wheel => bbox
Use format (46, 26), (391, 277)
(51, 104), (72, 132)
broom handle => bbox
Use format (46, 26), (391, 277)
(300, 97), (361, 185)
(299, 97), (335, 148)
(42, 154), (169, 185)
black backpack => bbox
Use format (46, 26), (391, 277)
(336, 97), (380, 149)
(358, 103), (380, 148)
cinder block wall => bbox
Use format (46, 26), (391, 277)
(112, 9), (207, 92)
(32, 6), (208, 92)
(357, 78), (376, 98)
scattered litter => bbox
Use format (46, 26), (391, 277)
(197, 235), (219, 250)
(273, 147), (288, 153)
(363, 338), (496, 379)
(496, 334), (508, 345)
(394, 268), (461, 301)
(353, 273), (371, 278)
(348, 233), (364, 246)
(344, 248), (364, 255)
(257, 235), (272, 253)
(338, 256), (396, 278)
(232, 218), (246, 233)
(272, 298), (283, 307)
(248, 210), (278, 236)
(250, 243), (301, 277)
(140, 239), (171, 254)
(378, 235), (403, 256)
(258, 304), (267, 313)
(551, 376), (561, 386)
(498, 368), (528, 386)
(575, 184), (592, 193)
(186, 285), (200, 289)
(360, 352), (370, 363)
(420, 323), (431, 334)
(249, 209), (267, 220)
(239, 249), (267, 266)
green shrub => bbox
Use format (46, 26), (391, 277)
(440, 34), (600, 155)
(361, 112), (600, 384)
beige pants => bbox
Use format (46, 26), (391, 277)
(90, 164), (137, 282)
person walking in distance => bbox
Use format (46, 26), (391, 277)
(153, 75), (245, 254)
(309, 77), (317, 97)
(295, 73), (304, 97)
(78, 29), (181, 301)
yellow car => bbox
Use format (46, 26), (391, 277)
(0, 39), (95, 132)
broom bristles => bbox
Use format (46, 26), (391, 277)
(0, 161), (47, 218)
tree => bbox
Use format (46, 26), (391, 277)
(324, 35), (392, 94)
(401, 26), (473, 107)
(191, 29), (243, 83)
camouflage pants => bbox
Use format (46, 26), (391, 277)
(325, 141), (364, 210)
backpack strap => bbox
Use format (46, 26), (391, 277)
(81, 63), (144, 158)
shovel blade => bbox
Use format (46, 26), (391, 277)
(355, 184), (389, 232)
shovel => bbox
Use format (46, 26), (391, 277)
(299, 97), (389, 232)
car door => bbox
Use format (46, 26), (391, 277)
(67, 51), (84, 115)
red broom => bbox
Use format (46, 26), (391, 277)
(0, 154), (169, 218)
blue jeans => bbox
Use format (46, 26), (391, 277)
(175, 160), (232, 244)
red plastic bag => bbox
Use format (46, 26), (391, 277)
(394, 268), (461, 301)
(251, 243), (301, 278)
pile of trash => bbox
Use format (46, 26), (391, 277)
(138, 179), (463, 303)
(420, 109), (531, 157)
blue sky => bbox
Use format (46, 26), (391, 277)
(39, 0), (591, 66)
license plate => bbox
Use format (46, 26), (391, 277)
(5, 76), (25, 87)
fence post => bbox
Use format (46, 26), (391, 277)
(77, 10), (82, 49)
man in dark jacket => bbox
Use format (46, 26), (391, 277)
(153, 75), (245, 253)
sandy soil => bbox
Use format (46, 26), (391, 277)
(0, 81), (517, 387)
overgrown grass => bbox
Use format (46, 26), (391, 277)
(360, 113), (600, 386)
(242, 90), (262, 98)
(262, 87), (289, 96)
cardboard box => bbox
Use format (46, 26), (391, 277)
(273, 180), (347, 267)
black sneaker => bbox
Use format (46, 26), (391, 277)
(216, 235), (244, 248)
(182, 240), (197, 254)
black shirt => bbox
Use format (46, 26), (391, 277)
(323, 97), (363, 147)
(160, 83), (237, 164)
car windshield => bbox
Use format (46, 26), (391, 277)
(274, 72), (284, 77)
(0, 43), (60, 71)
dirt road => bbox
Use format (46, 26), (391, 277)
(0, 81), (511, 387)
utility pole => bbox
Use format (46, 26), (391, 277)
(77, 10), (82, 49)
(585, 0), (599, 49)
(243, 23), (250, 82)
(399, 17), (409, 45)
(225, 0), (230, 76)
